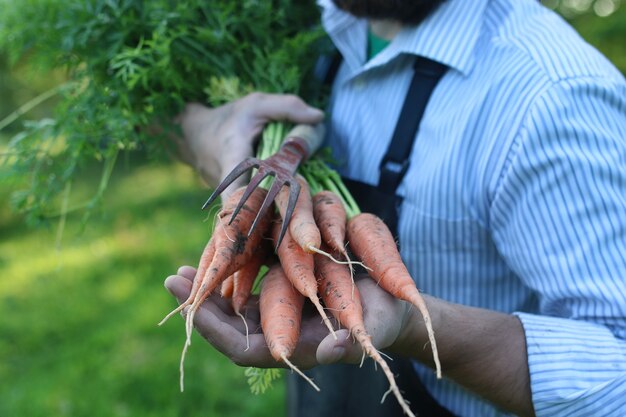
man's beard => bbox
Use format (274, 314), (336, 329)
(332, 0), (447, 25)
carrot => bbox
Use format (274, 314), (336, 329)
(272, 221), (337, 340)
(312, 190), (347, 255)
(158, 239), (215, 326)
(187, 186), (272, 319)
(277, 180), (360, 280)
(232, 244), (268, 314)
(275, 175), (321, 253)
(178, 186), (273, 391)
(315, 251), (415, 417)
(259, 263), (320, 391)
(221, 275), (234, 298)
(231, 241), (269, 350)
(347, 213), (441, 378)
(312, 189), (367, 283)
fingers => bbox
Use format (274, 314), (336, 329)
(198, 295), (261, 335)
(164, 270), (277, 367)
(175, 102), (229, 186)
(239, 93), (324, 125)
(177, 266), (197, 280)
(175, 93), (323, 191)
(191, 299), (278, 368)
(164, 274), (193, 304)
(163, 267), (196, 302)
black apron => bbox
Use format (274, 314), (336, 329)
(287, 55), (456, 417)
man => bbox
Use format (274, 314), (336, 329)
(165, 0), (626, 415)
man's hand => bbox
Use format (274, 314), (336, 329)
(173, 93), (324, 200)
(163, 267), (410, 369)
(163, 265), (535, 416)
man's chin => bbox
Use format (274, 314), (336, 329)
(331, 0), (447, 25)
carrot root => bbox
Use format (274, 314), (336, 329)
(276, 175), (322, 252)
(159, 240), (216, 327)
(259, 265), (321, 391)
(179, 337), (191, 392)
(316, 251), (415, 417)
(177, 186), (272, 391)
(305, 244), (371, 271)
(273, 222), (337, 340)
(159, 300), (190, 327)
(347, 213), (442, 379)
(309, 296), (338, 340)
(406, 291), (441, 378)
(355, 331), (416, 417)
(281, 353), (320, 392)
(236, 311), (250, 351)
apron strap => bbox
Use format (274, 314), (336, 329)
(345, 56), (448, 238)
(378, 57), (448, 192)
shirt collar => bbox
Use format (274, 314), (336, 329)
(318, 0), (488, 77)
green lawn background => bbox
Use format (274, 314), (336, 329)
(0, 157), (285, 416)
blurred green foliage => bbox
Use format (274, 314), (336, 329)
(546, 0), (626, 73)
(0, 0), (326, 226)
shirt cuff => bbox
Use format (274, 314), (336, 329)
(514, 312), (626, 417)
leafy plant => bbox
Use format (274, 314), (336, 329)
(0, 0), (328, 225)
(244, 367), (283, 395)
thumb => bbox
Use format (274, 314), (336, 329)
(316, 329), (364, 365)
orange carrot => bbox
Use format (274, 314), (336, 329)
(231, 241), (269, 351)
(312, 190), (347, 255)
(275, 175), (321, 252)
(347, 213), (441, 378)
(312, 189), (365, 284)
(178, 186), (273, 391)
(259, 263), (320, 391)
(188, 186), (272, 317)
(159, 239), (215, 326)
(221, 275), (234, 298)
(232, 242), (268, 315)
(315, 251), (415, 417)
(272, 221), (337, 340)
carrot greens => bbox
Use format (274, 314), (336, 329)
(0, 0), (327, 225)
(244, 367), (282, 396)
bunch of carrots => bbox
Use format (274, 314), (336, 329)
(160, 123), (441, 417)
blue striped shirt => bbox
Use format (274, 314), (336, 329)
(318, 0), (626, 415)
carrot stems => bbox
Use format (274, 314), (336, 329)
(300, 158), (361, 219)
(257, 121), (290, 189)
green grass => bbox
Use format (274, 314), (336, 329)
(0, 157), (286, 417)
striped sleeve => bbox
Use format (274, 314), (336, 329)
(490, 76), (626, 416)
